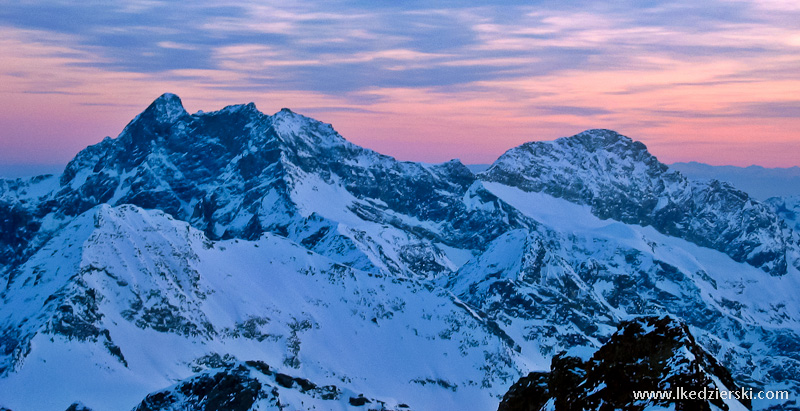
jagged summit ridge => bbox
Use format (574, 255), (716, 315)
(483, 129), (667, 188)
(55, 93), (363, 226)
(553, 128), (646, 152)
(1, 93), (522, 279)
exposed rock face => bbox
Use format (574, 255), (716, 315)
(767, 195), (800, 233)
(499, 316), (751, 411)
(1, 93), (525, 282)
(480, 129), (798, 277)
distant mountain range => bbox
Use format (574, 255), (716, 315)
(0, 164), (66, 179)
(670, 161), (800, 201)
(1, 94), (799, 410)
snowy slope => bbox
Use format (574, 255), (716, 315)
(0, 204), (523, 411)
(459, 182), (800, 410)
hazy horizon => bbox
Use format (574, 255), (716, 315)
(2, 147), (798, 181)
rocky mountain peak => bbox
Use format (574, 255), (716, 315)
(480, 129), (798, 276)
(141, 92), (188, 124)
(63, 94), (356, 184)
(270, 107), (351, 154)
(213, 102), (260, 117)
(0, 94), (525, 280)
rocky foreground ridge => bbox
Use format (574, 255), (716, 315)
(499, 316), (751, 411)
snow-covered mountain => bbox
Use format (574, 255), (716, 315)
(0, 204), (521, 410)
(445, 183), (800, 409)
(480, 129), (799, 277)
(1, 94), (799, 410)
(5, 93), (523, 282)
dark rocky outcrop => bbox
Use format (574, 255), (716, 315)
(64, 403), (92, 411)
(499, 316), (751, 411)
(133, 365), (261, 411)
(132, 361), (394, 411)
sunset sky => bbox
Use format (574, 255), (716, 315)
(1, 1), (799, 169)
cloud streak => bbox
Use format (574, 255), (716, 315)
(0, 0), (798, 166)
